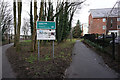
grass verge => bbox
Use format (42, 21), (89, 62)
(6, 39), (76, 78)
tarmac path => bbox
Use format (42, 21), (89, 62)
(2, 43), (16, 79)
(65, 40), (119, 78)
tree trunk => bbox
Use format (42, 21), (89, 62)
(39, 0), (44, 21)
(47, 0), (51, 21)
(30, 0), (33, 39)
(45, 0), (47, 21)
(32, 0), (37, 51)
(13, 0), (16, 47)
(16, 0), (22, 51)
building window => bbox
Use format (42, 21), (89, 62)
(91, 21), (93, 23)
(111, 19), (113, 23)
(103, 18), (106, 22)
(103, 26), (106, 30)
(118, 25), (120, 29)
(110, 19), (113, 28)
(117, 18), (120, 21)
(111, 24), (112, 28)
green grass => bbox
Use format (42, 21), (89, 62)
(60, 39), (76, 48)
(22, 40), (32, 42)
(66, 39), (77, 42)
(60, 52), (64, 55)
(26, 54), (37, 63)
(80, 39), (84, 42)
(44, 54), (51, 60)
(22, 39), (76, 62)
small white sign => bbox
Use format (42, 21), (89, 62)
(37, 29), (56, 40)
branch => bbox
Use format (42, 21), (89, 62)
(68, 0), (86, 7)
(50, 2), (64, 21)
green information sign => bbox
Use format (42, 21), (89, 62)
(37, 21), (56, 29)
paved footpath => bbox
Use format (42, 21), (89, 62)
(2, 43), (16, 79)
(65, 40), (119, 78)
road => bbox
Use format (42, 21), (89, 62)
(2, 43), (16, 79)
(65, 40), (119, 78)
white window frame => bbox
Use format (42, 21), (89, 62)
(91, 21), (93, 23)
(117, 18), (120, 21)
(103, 25), (106, 30)
(111, 19), (113, 23)
(103, 18), (106, 22)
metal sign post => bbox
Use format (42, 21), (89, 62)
(38, 40), (40, 61)
(53, 40), (54, 59)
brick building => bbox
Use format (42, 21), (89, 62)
(88, 8), (120, 36)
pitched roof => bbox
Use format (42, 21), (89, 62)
(90, 8), (118, 18)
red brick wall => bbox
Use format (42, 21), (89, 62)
(88, 14), (106, 34)
(107, 17), (117, 30)
(88, 14), (120, 34)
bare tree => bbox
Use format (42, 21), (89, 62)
(0, 0), (13, 41)
(22, 18), (30, 39)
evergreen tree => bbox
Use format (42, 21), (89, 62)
(72, 20), (82, 38)
(62, 2), (69, 40)
(57, 3), (64, 43)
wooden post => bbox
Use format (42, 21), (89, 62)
(38, 40), (40, 61)
(96, 34), (98, 39)
(112, 33), (115, 60)
(102, 34), (105, 50)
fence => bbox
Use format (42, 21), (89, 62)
(83, 33), (119, 60)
